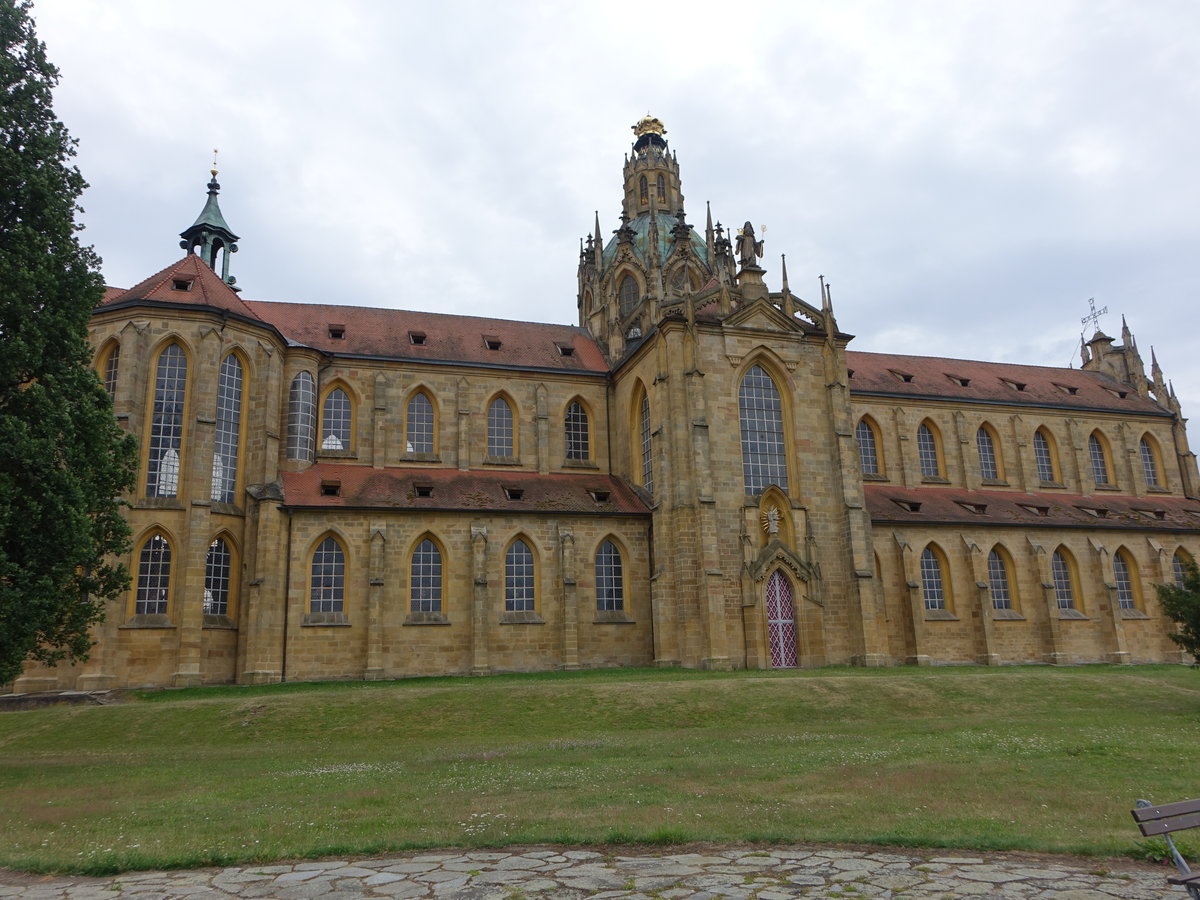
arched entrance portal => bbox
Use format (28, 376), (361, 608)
(766, 570), (798, 668)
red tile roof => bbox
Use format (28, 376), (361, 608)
(100, 255), (263, 321)
(847, 351), (1167, 416)
(865, 484), (1200, 532)
(244, 300), (608, 373)
(282, 465), (650, 515)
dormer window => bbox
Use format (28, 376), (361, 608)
(328, 325), (345, 340)
(409, 331), (426, 346)
(1001, 379), (1027, 391)
(1053, 382), (1079, 395)
(587, 489), (610, 503)
(1105, 387), (1129, 399)
(556, 343), (575, 357)
(955, 501), (988, 515)
(889, 369), (914, 383)
(413, 483), (433, 498)
(320, 480), (341, 497)
(172, 279), (193, 292)
(891, 499), (922, 513)
(503, 486), (524, 500)
(1018, 504), (1050, 517)
(1077, 506), (1109, 518)
(946, 374), (970, 387)
(484, 335), (502, 351)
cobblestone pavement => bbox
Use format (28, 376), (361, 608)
(0, 845), (1182, 899)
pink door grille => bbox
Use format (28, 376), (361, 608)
(766, 570), (798, 668)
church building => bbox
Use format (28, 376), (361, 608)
(12, 116), (1199, 690)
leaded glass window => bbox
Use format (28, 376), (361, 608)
(146, 343), (187, 497)
(487, 397), (514, 457)
(102, 344), (119, 396)
(204, 537), (232, 616)
(640, 392), (653, 497)
(739, 365), (788, 495)
(619, 275), (640, 318)
(596, 540), (624, 612)
(321, 388), (351, 451)
(211, 354), (243, 503)
(1051, 550), (1075, 610)
(1114, 552), (1136, 609)
(565, 401), (589, 460)
(1174, 551), (1189, 587)
(505, 539), (535, 612)
(987, 549), (1012, 610)
(920, 547), (946, 610)
(917, 423), (941, 478)
(286, 372), (316, 462)
(1140, 438), (1160, 487)
(1033, 429), (1056, 482)
(977, 426), (998, 480)
(410, 538), (442, 613)
(310, 537), (345, 614)
(136, 533), (171, 615)
(856, 419), (879, 475)
(1088, 433), (1110, 484)
(406, 392), (434, 454)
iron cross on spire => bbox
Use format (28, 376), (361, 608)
(1081, 297), (1108, 331)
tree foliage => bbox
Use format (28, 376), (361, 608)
(1155, 560), (1200, 664)
(0, 1), (136, 685)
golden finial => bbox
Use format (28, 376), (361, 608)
(632, 115), (666, 138)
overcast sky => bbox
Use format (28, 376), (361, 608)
(33, 1), (1200, 416)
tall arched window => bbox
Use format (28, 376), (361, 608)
(655, 173), (665, 202)
(321, 387), (352, 451)
(1088, 432), (1112, 485)
(310, 536), (345, 614)
(504, 539), (535, 612)
(1140, 436), (1162, 488)
(987, 547), (1014, 611)
(286, 372), (316, 462)
(1051, 549), (1076, 610)
(919, 546), (949, 611)
(204, 537), (233, 616)
(1033, 428), (1058, 483)
(211, 353), (244, 503)
(596, 540), (624, 612)
(639, 390), (653, 497)
(565, 400), (590, 460)
(1174, 550), (1193, 587)
(619, 274), (640, 317)
(99, 342), (120, 397)
(916, 421), (942, 479)
(1114, 549), (1140, 610)
(487, 396), (515, 457)
(638, 175), (648, 204)
(856, 418), (881, 475)
(739, 364), (788, 495)
(410, 537), (443, 613)
(406, 391), (435, 454)
(135, 533), (171, 615)
(976, 425), (1000, 480)
(146, 343), (187, 497)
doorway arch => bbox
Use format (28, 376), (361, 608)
(765, 570), (798, 668)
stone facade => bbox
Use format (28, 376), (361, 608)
(11, 116), (1199, 691)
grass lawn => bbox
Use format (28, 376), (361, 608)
(1, 664), (1198, 875)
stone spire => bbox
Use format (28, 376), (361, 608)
(179, 155), (240, 290)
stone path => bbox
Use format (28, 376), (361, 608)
(0, 845), (1181, 899)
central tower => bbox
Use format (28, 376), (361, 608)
(577, 116), (716, 361)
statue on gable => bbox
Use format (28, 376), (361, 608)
(736, 221), (764, 269)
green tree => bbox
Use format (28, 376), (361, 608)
(1156, 560), (1200, 664)
(0, 0), (136, 685)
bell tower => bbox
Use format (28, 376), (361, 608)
(179, 157), (240, 290)
(622, 116), (684, 219)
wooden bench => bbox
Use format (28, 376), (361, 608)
(1132, 798), (1200, 898)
